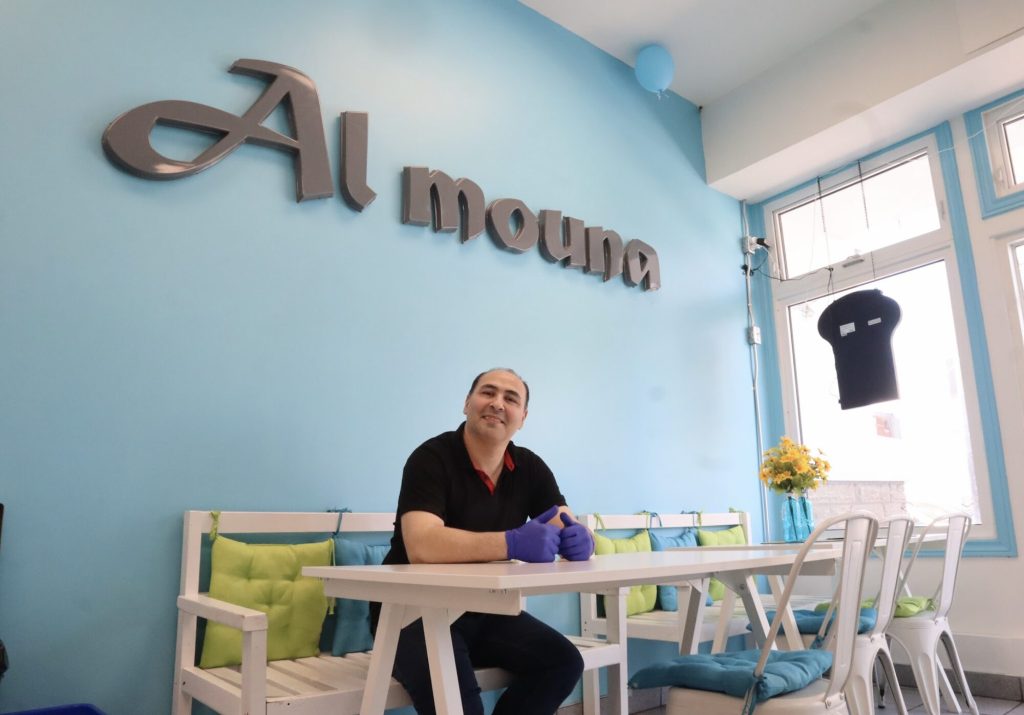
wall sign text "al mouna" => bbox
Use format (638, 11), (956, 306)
(102, 59), (661, 291)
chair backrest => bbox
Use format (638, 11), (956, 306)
(755, 511), (878, 704)
(898, 512), (971, 620)
(870, 516), (915, 635)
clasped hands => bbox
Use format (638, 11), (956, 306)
(504, 505), (594, 562)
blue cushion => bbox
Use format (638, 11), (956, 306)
(628, 648), (833, 701)
(648, 529), (700, 611)
(331, 538), (390, 655)
(748, 608), (878, 635)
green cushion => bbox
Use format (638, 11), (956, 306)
(892, 596), (935, 618)
(594, 529), (657, 616)
(696, 524), (746, 546)
(331, 538), (390, 655)
(628, 648), (833, 701)
(697, 525), (746, 602)
(199, 535), (333, 668)
(814, 596), (933, 619)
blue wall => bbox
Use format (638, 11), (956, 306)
(0, 1), (754, 711)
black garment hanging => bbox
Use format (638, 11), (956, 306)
(817, 289), (901, 410)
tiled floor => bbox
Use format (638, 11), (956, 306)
(635, 686), (1024, 714)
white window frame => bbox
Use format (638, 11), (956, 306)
(761, 135), (998, 540)
(982, 98), (1024, 199)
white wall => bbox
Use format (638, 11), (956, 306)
(916, 114), (1024, 677)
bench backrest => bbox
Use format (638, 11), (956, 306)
(179, 510), (397, 597)
(580, 510), (751, 538)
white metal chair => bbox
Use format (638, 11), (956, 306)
(886, 513), (978, 715)
(845, 516), (914, 715)
(657, 511), (879, 715)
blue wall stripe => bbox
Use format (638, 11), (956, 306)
(935, 121), (1017, 557)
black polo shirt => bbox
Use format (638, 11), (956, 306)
(383, 422), (566, 566)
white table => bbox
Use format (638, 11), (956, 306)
(305, 546), (839, 715)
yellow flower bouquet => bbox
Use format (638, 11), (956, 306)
(759, 436), (830, 494)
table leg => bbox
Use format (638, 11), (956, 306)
(360, 602), (407, 715)
(603, 587), (628, 715)
(767, 574), (805, 650)
(422, 607), (464, 715)
(718, 573), (776, 649)
(680, 577), (709, 654)
(713, 587), (738, 652)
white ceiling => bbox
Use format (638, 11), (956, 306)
(520, 0), (895, 107)
(520, 0), (1024, 200)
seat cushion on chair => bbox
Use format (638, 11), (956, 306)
(892, 596), (935, 617)
(753, 608), (878, 635)
(649, 528), (699, 611)
(200, 536), (333, 668)
(666, 678), (846, 714)
(628, 648), (833, 702)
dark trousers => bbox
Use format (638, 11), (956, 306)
(391, 611), (584, 715)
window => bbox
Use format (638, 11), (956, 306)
(787, 262), (978, 523)
(964, 89), (1024, 218)
(1006, 115), (1024, 188)
(1011, 241), (1024, 336)
(983, 99), (1024, 197)
(777, 153), (941, 278)
(761, 134), (993, 530)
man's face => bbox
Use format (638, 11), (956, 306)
(463, 370), (528, 443)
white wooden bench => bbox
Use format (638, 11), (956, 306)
(172, 510), (620, 715)
(578, 511), (757, 657)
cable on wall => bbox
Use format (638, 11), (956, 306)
(740, 201), (771, 540)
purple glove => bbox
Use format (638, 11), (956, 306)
(558, 512), (595, 561)
(505, 505), (561, 562)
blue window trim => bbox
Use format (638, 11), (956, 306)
(748, 122), (1017, 558)
(964, 87), (1024, 219)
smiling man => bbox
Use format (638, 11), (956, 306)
(375, 368), (594, 715)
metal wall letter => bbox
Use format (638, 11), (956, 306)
(102, 59), (333, 202)
(624, 239), (661, 291)
(538, 210), (586, 268)
(103, 59), (663, 291)
(585, 227), (624, 281)
(402, 167), (485, 242)
(339, 111), (375, 211)
(486, 199), (539, 252)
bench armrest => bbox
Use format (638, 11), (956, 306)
(177, 594), (269, 632)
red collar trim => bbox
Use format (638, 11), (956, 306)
(473, 450), (515, 495)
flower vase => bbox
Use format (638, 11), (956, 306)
(782, 492), (815, 542)
(799, 493), (815, 539)
(781, 493), (797, 542)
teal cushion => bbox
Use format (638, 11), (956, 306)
(330, 538), (390, 656)
(628, 648), (833, 701)
(749, 608), (878, 635)
(649, 529), (699, 611)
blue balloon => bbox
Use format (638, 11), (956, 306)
(634, 44), (674, 94)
